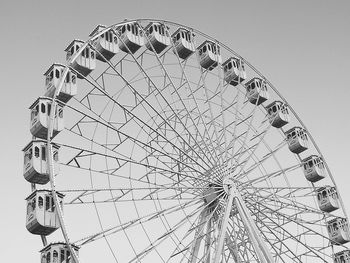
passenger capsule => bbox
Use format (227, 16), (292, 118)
(333, 250), (350, 263)
(302, 155), (326, 182)
(145, 22), (171, 54)
(197, 40), (222, 70)
(22, 140), (59, 184)
(317, 186), (339, 212)
(40, 242), (79, 263)
(90, 25), (118, 61)
(44, 63), (77, 103)
(245, 78), (269, 105)
(223, 57), (247, 86)
(285, 127), (308, 154)
(172, 28), (195, 60)
(327, 218), (350, 245)
(265, 101), (289, 128)
(29, 97), (64, 140)
(117, 22), (144, 54)
(26, 190), (64, 235)
(65, 39), (96, 79)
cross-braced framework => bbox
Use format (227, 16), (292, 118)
(34, 19), (348, 263)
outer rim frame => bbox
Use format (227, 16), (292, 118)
(45, 18), (348, 263)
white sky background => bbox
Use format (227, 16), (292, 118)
(0, 0), (349, 261)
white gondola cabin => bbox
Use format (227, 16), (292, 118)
(171, 28), (195, 60)
(117, 22), (144, 54)
(40, 242), (79, 263)
(23, 140), (59, 184)
(334, 250), (350, 263)
(145, 22), (171, 54)
(90, 25), (118, 61)
(30, 97), (64, 140)
(44, 63), (77, 103)
(327, 218), (350, 245)
(285, 127), (308, 154)
(223, 57), (247, 86)
(65, 39), (96, 79)
(317, 186), (339, 212)
(245, 78), (269, 105)
(197, 40), (222, 70)
(265, 101), (289, 128)
(302, 155), (326, 182)
(26, 190), (64, 235)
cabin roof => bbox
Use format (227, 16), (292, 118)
(245, 77), (263, 86)
(222, 57), (241, 66)
(285, 126), (305, 135)
(89, 24), (107, 37)
(327, 217), (347, 224)
(265, 100), (284, 109)
(22, 140), (60, 151)
(197, 40), (216, 50)
(40, 242), (80, 252)
(25, 189), (65, 200)
(172, 27), (194, 37)
(317, 185), (335, 192)
(43, 63), (66, 76)
(302, 155), (321, 162)
(334, 250), (350, 256)
(64, 39), (85, 52)
(144, 21), (164, 31)
(29, 96), (65, 110)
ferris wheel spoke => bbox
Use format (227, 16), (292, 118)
(105, 31), (215, 170)
(73, 197), (202, 247)
(73, 65), (211, 174)
(139, 37), (220, 167)
(245, 200), (332, 261)
(167, 33), (222, 165)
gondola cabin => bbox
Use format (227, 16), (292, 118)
(223, 57), (247, 86)
(44, 63), (77, 103)
(117, 22), (144, 54)
(334, 250), (350, 263)
(23, 140), (59, 184)
(317, 186), (339, 212)
(90, 25), (118, 61)
(40, 243), (79, 263)
(30, 97), (64, 140)
(245, 78), (269, 105)
(285, 127), (308, 154)
(145, 22), (171, 54)
(265, 101), (289, 128)
(302, 155), (326, 182)
(197, 40), (222, 70)
(26, 190), (64, 235)
(171, 28), (195, 60)
(65, 39), (96, 79)
(327, 218), (350, 245)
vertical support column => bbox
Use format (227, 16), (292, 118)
(213, 185), (235, 263)
(205, 211), (212, 263)
(189, 211), (206, 263)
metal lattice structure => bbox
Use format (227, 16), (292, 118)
(23, 19), (350, 263)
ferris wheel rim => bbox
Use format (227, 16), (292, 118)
(42, 18), (349, 262)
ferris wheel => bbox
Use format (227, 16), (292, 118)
(22, 19), (350, 263)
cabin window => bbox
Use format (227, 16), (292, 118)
(60, 249), (65, 262)
(121, 25), (126, 33)
(38, 196), (43, 209)
(322, 191), (327, 198)
(228, 62), (232, 70)
(45, 195), (50, 211)
(72, 75), (76, 84)
(55, 69), (60, 79)
(47, 104), (51, 116)
(35, 146), (40, 158)
(208, 44), (211, 52)
(53, 250), (58, 259)
(41, 146), (46, 160)
(46, 252), (51, 263)
(250, 82), (256, 90)
(114, 36), (118, 44)
(53, 151), (59, 162)
(91, 51), (95, 59)
(317, 193), (321, 201)
(41, 103), (46, 113)
(131, 24), (135, 35)
(181, 32), (185, 39)
(70, 46), (74, 55)
(202, 45), (207, 53)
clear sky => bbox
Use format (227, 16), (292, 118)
(1, 0), (350, 261)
